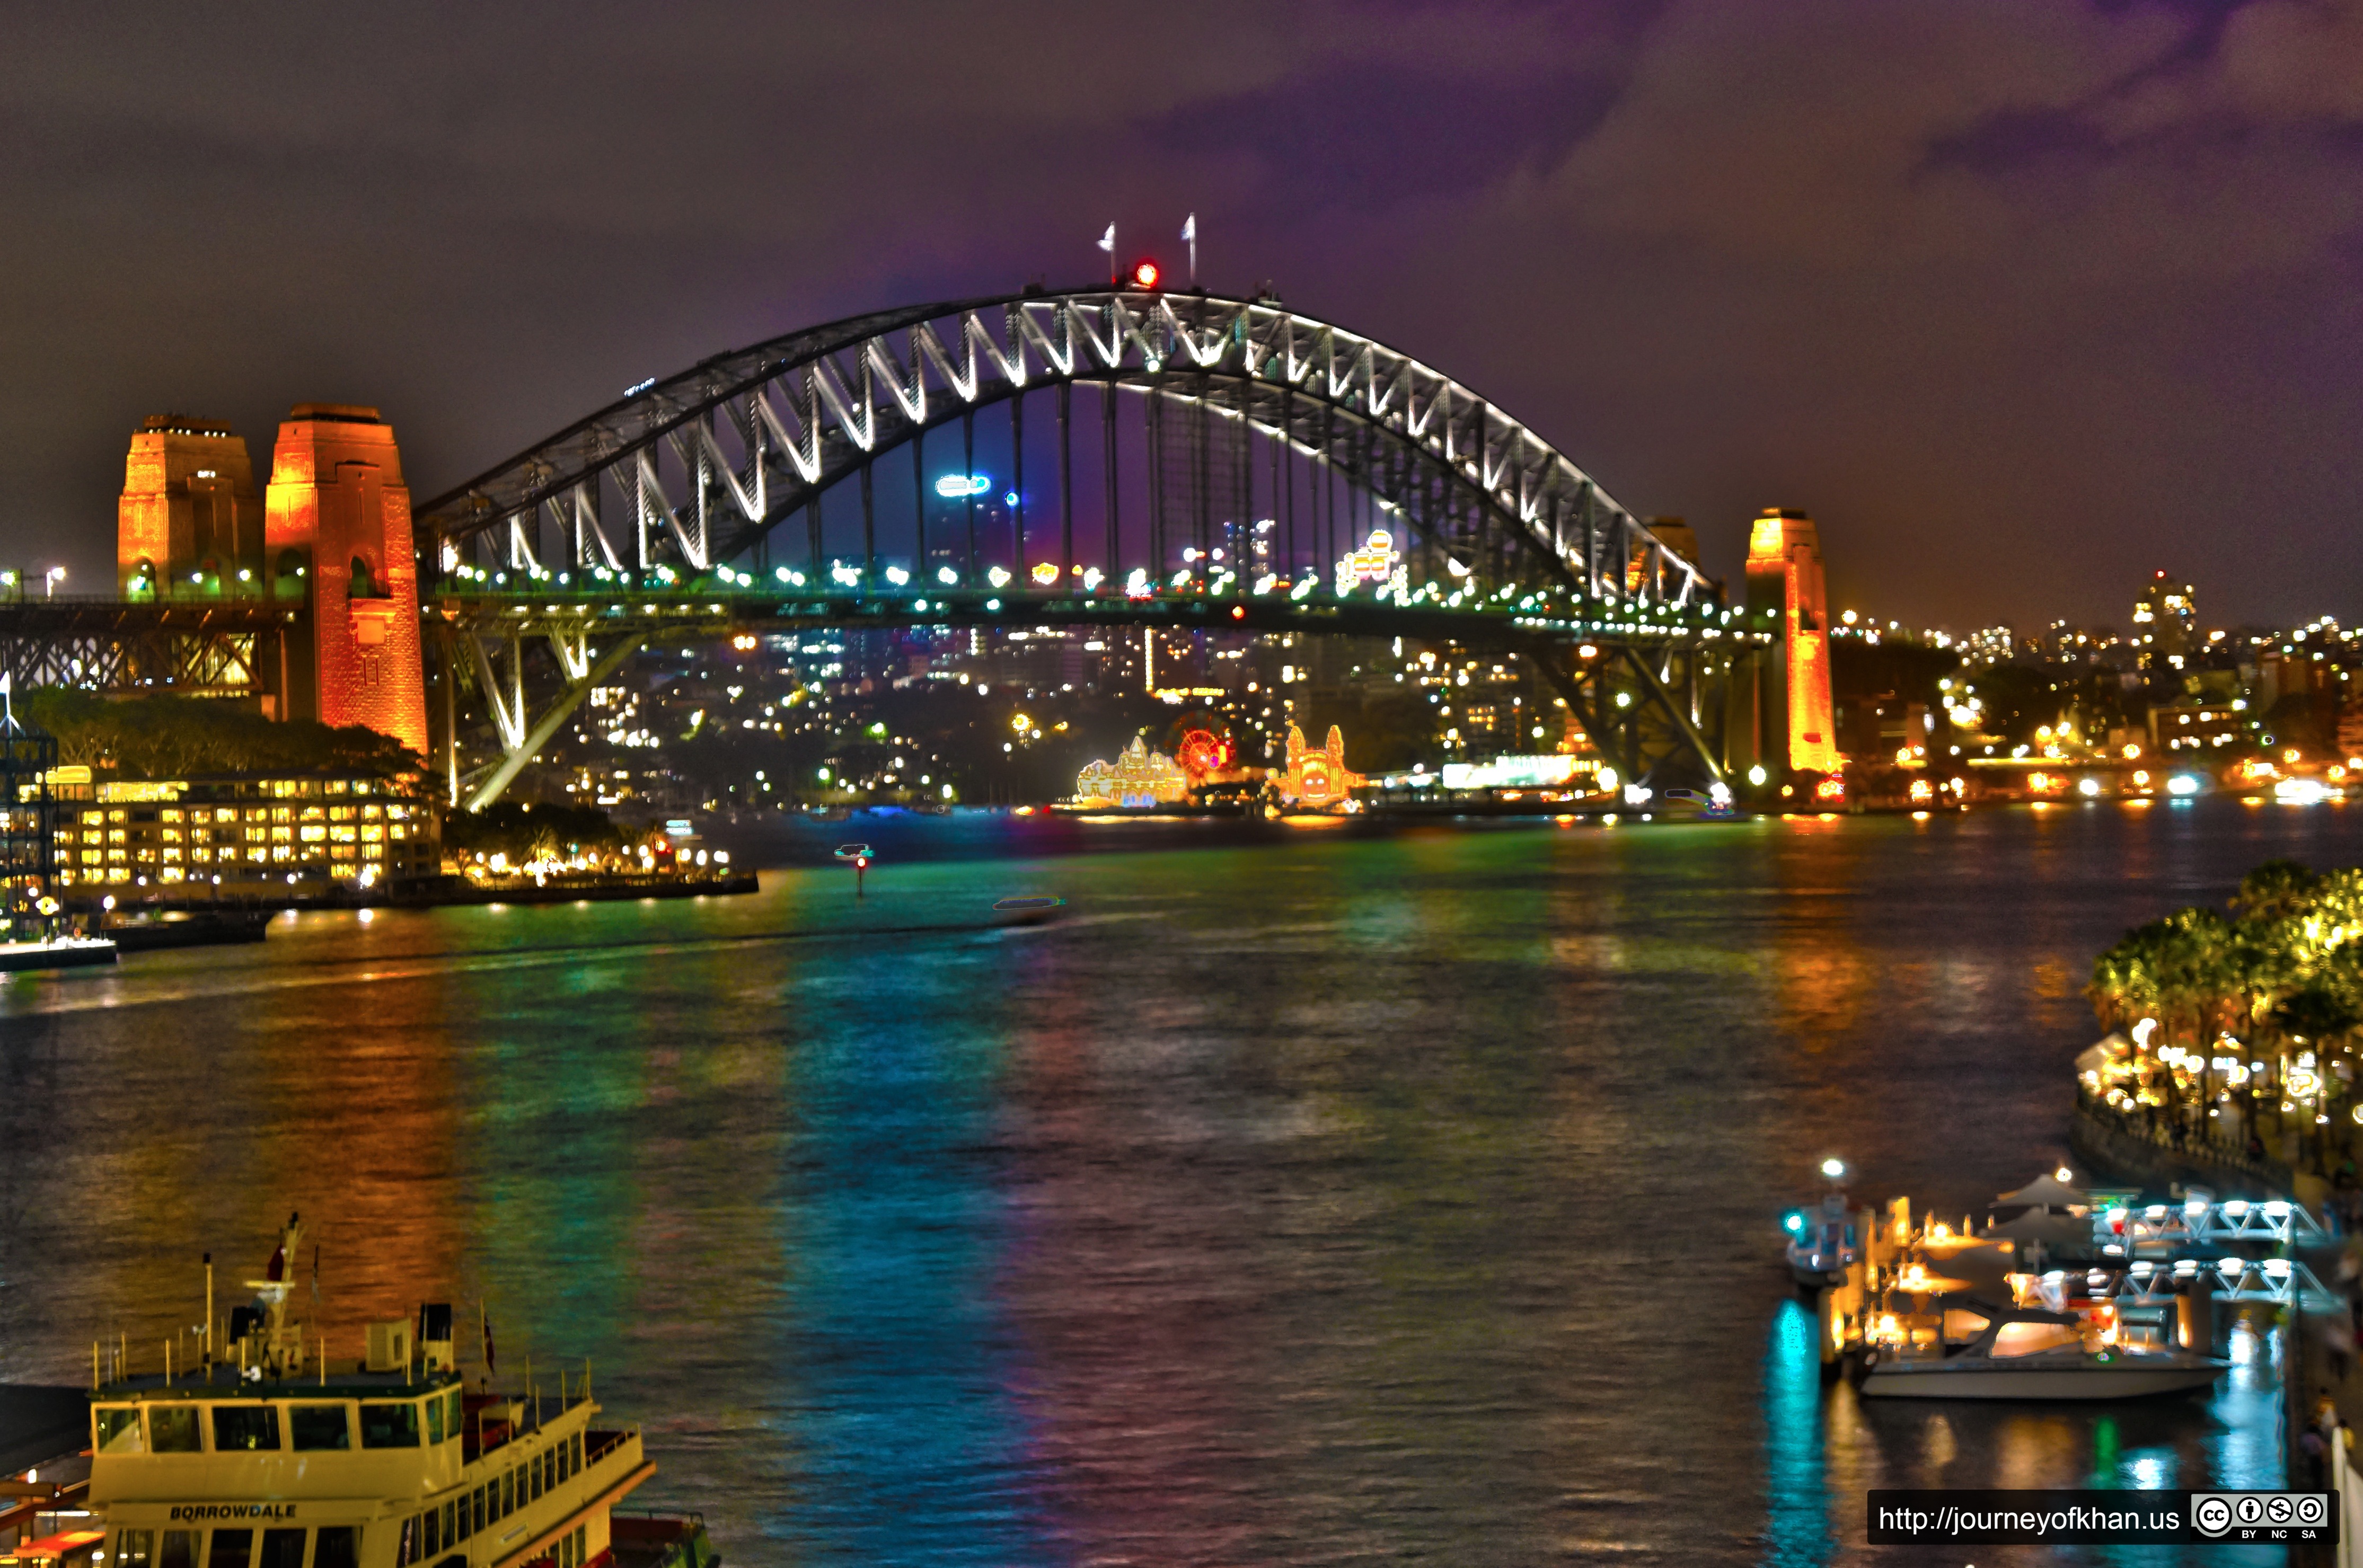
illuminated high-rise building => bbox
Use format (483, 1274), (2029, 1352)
(263, 405), (429, 759)
(1739, 508), (1840, 778)
(117, 415), (264, 600)
(2131, 571), (2195, 673)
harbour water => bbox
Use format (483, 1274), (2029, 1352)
(1, 799), (2358, 1564)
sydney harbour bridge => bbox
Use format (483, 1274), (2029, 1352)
(3, 284), (1798, 806)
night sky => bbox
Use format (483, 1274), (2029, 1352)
(3, 1), (2357, 631)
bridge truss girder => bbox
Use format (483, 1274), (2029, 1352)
(0, 601), (289, 698)
(415, 289), (1721, 620)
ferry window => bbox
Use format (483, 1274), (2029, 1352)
(255, 1529), (304, 1568)
(501, 1467), (515, 1514)
(446, 1389), (463, 1438)
(207, 1528), (252, 1568)
(312, 1527), (358, 1568)
(94, 1405), (144, 1454)
(149, 1403), (202, 1452)
(289, 1403), (351, 1450)
(116, 1529), (154, 1566)
(440, 1499), (456, 1544)
(532, 1450), (545, 1499)
(423, 1507), (440, 1556)
(471, 1484), (485, 1534)
(425, 1396), (444, 1445)
(213, 1404), (280, 1451)
(571, 1432), (582, 1473)
(159, 1532), (197, 1568)
(360, 1401), (420, 1448)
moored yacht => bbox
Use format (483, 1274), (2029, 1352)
(1857, 1298), (2227, 1399)
(81, 1216), (717, 1568)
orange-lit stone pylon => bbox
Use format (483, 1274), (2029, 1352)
(1741, 508), (1839, 778)
(263, 405), (429, 759)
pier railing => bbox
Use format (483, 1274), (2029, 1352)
(2070, 1088), (2295, 1195)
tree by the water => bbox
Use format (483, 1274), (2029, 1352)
(16, 688), (419, 779)
(2087, 858), (2363, 1173)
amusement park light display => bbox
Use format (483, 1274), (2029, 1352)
(1174, 728), (1235, 786)
(1333, 529), (1407, 600)
(1280, 724), (1366, 808)
(1074, 736), (1190, 808)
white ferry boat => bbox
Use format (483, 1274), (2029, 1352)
(77, 1217), (717, 1568)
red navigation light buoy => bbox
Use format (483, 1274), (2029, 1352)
(1130, 258), (1161, 290)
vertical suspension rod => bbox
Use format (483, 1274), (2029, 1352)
(962, 412), (978, 580)
(1057, 382), (1073, 587)
(1101, 381), (1118, 577)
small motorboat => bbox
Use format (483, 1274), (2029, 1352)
(1784, 1158), (1858, 1289)
(1787, 1194), (1858, 1289)
(991, 896), (1065, 927)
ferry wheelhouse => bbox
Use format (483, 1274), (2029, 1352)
(79, 1219), (715, 1568)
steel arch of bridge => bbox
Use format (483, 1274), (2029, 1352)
(416, 287), (1715, 612)
(409, 287), (1761, 807)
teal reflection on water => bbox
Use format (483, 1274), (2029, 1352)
(767, 940), (1045, 1562)
(1761, 1301), (1831, 1567)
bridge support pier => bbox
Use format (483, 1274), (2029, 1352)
(452, 627), (649, 812)
(1528, 640), (1732, 790)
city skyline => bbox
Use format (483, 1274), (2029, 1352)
(3, 3), (2360, 632)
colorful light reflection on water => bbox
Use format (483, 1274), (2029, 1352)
(0, 798), (2353, 1564)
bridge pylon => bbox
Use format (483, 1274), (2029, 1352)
(263, 405), (430, 760)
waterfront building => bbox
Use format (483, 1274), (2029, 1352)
(0, 708), (58, 935)
(48, 770), (438, 889)
(263, 405), (431, 759)
(117, 415), (266, 602)
(2144, 701), (2245, 754)
(1737, 509), (1840, 778)
(1836, 694), (1932, 766)
(2132, 570), (2196, 674)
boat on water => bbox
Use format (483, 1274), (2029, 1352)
(0, 938), (116, 975)
(1786, 1192), (1857, 1289)
(101, 910), (272, 954)
(989, 897), (1065, 927)
(1783, 1159), (1859, 1289)
(1856, 1295), (2226, 1400)
(1799, 1168), (2235, 1402)
(77, 1215), (718, 1568)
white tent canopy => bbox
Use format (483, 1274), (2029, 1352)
(1993, 1173), (2091, 1210)
(2075, 1032), (2131, 1076)
(1984, 1208), (2093, 1245)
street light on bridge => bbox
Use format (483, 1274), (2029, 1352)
(43, 566), (64, 599)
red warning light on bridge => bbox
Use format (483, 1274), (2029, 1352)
(1130, 258), (1161, 290)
